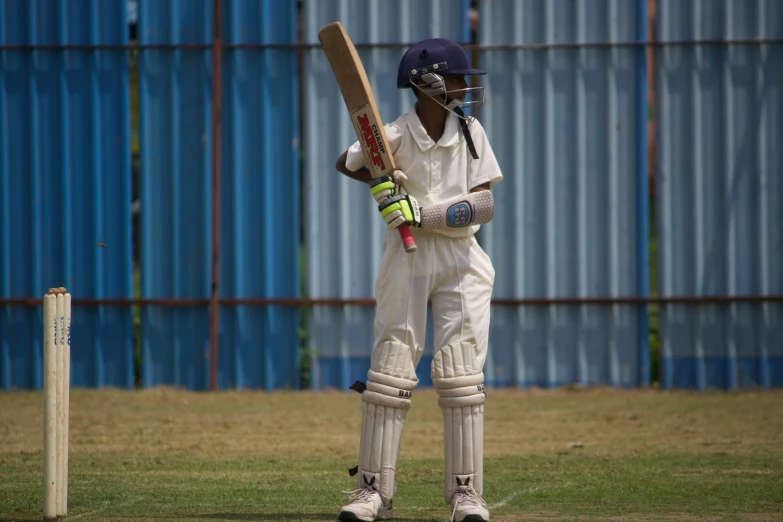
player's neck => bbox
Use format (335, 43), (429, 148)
(415, 100), (448, 143)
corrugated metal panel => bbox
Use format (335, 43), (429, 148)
(479, 0), (648, 387)
(218, 0), (300, 389)
(302, 0), (469, 390)
(0, 0), (133, 390)
(138, 0), (213, 389)
(655, 0), (783, 389)
(138, 0), (300, 390)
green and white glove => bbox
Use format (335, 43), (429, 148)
(368, 169), (408, 204)
(378, 194), (421, 230)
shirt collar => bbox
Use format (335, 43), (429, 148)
(406, 104), (460, 152)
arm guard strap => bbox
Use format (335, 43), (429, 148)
(420, 190), (494, 230)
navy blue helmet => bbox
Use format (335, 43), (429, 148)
(397, 38), (485, 89)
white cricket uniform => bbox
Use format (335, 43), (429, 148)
(346, 105), (503, 370)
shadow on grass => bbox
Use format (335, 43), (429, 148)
(183, 512), (439, 522)
(182, 513), (337, 520)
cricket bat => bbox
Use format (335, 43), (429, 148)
(318, 21), (417, 253)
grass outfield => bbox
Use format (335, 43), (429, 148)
(1, 388), (782, 521)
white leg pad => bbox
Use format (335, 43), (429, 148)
(357, 340), (418, 505)
(432, 342), (486, 504)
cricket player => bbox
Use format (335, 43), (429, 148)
(334, 37), (502, 522)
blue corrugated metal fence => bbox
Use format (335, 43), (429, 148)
(137, 0), (300, 390)
(478, 0), (648, 388)
(655, 0), (783, 389)
(1, 0), (781, 391)
(1, 0), (133, 390)
(218, 0), (300, 390)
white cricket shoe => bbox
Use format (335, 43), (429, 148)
(338, 486), (393, 521)
(450, 484), (490, 522)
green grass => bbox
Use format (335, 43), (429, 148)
(2, 453), (781, 521)
(2, 388), (782, 521)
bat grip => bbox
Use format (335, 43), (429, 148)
(398, 224), (417, 253)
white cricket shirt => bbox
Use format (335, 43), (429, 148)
(346, 105), (503, 238)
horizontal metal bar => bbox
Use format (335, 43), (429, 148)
(490, 295), (783, 305)
(0, 43), (211, 50)
(1, 295), (782, 307)
(467, 37), (783, 50)
(0, 38), (780, 52)
(0, 297), (373, 307)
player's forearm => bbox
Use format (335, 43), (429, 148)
(335, 150), (373, 183)
(380, 190), (495, 230)
(421, 190), (494, 229)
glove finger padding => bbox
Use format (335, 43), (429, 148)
(385, 212), (408, 231)
(369, 170), (408, 204)
(369, 176), (397, 204)
(378, 194), (421, 230)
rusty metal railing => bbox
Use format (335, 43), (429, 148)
(0, 37), (781, 51)
(2, 295), (782, 307)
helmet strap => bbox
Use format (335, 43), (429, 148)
(452, 104), (479, 160)
(411, 76), (480, 160)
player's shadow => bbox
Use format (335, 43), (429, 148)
(185, 514), (435, 522)
(184, 515), (333, 521)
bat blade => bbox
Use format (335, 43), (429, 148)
(319, 21), (416, 253)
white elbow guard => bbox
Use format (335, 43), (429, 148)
(420, 190), (495, 230)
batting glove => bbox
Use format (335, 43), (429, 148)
(369, 169), (408, 204)
(378, 194), (421, 230)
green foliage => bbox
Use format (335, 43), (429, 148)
(648, 195), (660, 385)
(132, 265), (141, 388)
(130, 43), (139, 157)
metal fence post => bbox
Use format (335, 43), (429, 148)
(210, 0), (223, 392)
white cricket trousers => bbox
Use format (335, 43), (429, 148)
(373, 228), (495, 371)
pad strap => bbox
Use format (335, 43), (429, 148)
(355, 341), (418, 505)
(420, 190), (494, 230)
(432, 342), (486, 503)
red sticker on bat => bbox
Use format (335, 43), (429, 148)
(351, 106), (389, 176)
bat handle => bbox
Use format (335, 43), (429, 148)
(398, 224), (417, 253)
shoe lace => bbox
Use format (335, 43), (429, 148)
(342, 486), (377, 505)
(451, 486), (488, 521)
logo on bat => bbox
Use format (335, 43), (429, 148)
(446, 201), (474, 227)
(357, 113), (387, 172)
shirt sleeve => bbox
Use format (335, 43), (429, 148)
(345, 121), (404, 172)
(466, 119), (503, 190)
(344, 139), (366, 172)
